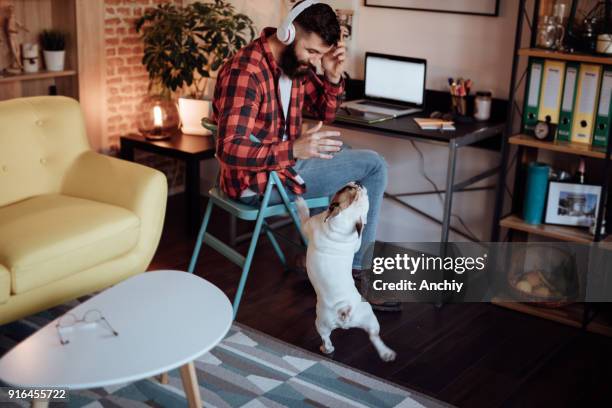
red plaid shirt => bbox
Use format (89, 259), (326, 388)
(212, 27), (344, 199)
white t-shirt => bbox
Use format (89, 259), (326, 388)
(241, 73), (303, 198)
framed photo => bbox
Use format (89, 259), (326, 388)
(364, 0), (500, 17)
(545, 182), (602, 227)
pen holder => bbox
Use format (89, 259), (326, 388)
(450, 95), (467, 115)
(450, 95), (474, 123)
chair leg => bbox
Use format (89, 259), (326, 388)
(229, 214), (237, 246)
(269, 171), (308, 246)
(188, 199), (214, 274)
(232, 180), (275, 317)
(263, 222), (287, 267)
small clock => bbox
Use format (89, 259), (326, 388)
(533, 120), (556, 141)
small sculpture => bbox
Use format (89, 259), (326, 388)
(4, 4), (29, 74)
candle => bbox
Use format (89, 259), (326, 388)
(153, 105), (163, 128)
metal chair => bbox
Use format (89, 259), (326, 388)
(188, 118), (329, 318)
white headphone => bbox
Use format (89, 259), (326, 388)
(277, 0), (320, 45)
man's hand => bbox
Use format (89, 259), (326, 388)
(293, 121), (342, 160)
(322, 40), (346, 84)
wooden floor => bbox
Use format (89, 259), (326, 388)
(151, 195), (612, 408)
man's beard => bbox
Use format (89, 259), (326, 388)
(280, 44), (312, 79)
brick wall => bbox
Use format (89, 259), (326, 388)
(104, 0), (185, 193)
(104, 0), (170, 148)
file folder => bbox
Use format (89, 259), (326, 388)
(593, 67), (612, 149)
(538, 60), (565, 124)
(571, 64), (602, 144)
(557, 62), (580, 142)
(522, 58), (544, 134)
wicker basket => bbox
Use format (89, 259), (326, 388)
(506, 245), (579, 308)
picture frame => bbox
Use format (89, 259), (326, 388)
(364, 0), (500, 17)
(544, 181), (602, 228)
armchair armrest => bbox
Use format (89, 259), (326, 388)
(61, 151), (168, 261)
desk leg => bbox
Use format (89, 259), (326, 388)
(185, 159), (201, 235)
(119, 141), (134, 162)
(441, 142), (457, 243)
(180, 361), (202, 408)
(31, 400), (48, 408)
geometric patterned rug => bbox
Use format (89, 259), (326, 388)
(0, 301), (450, 408)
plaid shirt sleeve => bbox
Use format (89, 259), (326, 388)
(215, 68), (295, 172)
(303, 71), (345, 122)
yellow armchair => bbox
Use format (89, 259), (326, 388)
(0, 96), (167, 325)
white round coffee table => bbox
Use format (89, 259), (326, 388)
(0, 270), (232, 408)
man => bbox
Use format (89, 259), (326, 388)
(212, 2), (395, 310)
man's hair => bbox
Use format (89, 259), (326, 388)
(293, 1), (340, 46)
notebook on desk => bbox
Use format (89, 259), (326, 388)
(413, 117), (456, 131)
(342, 53), (426, 117)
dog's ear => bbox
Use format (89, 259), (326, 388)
(355, 219), (363, 238)
(324, 202), (341, 223)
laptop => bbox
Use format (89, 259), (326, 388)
(342, 52), (426, 117)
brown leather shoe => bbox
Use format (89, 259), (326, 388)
(355, 274), (402, 312)
(370, 300), (402, 312)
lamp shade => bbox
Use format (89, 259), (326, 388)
(137, 95), (179, 139)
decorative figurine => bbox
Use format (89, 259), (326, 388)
(4, 4), (29, 74)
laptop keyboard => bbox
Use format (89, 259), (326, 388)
(357, 100), (410, 111)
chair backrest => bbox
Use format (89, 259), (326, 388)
(0, 96), (90, 207)
(202, 117), (218, 140)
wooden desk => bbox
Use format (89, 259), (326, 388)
(119, 130), (215, 234)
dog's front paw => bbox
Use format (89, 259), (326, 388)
(380, 349), (396, 362)
(320, 344), (335, 354)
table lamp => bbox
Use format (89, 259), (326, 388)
(137, 95), (179, 140)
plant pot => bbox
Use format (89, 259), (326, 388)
(43, 50), (65, 72)
(178, 97), (212, 136)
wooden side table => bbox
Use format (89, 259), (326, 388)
(120, 130), (215, 234)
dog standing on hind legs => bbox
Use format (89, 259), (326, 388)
(296, 182), (396, 362)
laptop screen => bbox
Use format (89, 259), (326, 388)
(364, 53), (426, 106)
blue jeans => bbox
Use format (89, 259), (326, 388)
(239, 148), (388, 269)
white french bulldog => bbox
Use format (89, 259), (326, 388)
(296, 182), (396, 362)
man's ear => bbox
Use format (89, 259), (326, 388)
(324, 202), (341, 223)
(355, 218), (363, 238)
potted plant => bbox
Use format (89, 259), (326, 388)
(136, 1), (255, 135)
(40, 30), (66, 72)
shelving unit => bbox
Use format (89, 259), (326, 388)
(0, 70), (77, 84)
(492, 299), (612, 337)
(499, 214), (610, 243)
(0, 0), (79, 101)
(509, 134), (612, 160)
(518, 48), (612, 65)
(491, 0), (612, 335)
(0, 0), (106, 150)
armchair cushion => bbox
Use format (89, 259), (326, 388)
(0, 194), (140, 294)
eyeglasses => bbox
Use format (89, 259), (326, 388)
(55, 309), (119, 345)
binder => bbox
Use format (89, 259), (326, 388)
(571, 63), (603, 144)
(522, 58), (544, 134)
(557, 62), (580, 142)
(593, 67), (612, 149)
(538, 60), (565, 124)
